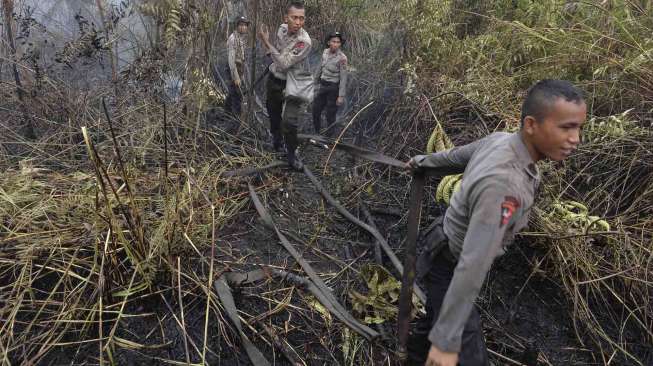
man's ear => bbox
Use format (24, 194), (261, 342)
(283, 15), (289, 23)
(522, 115), (538, 135)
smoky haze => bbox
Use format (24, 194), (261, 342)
(14, 0), (151, 78)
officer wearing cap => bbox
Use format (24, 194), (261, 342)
(312, 32), (348, 135)
(405, 80), (587, 365)
(258, 1), (312, 171)
(225, 16), (250, 117)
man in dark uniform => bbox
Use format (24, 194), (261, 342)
(313, 32), (348, 135)
(405, 80), (587, 366)
(225, 16), (250, 117)
(258, 1), (312, 170)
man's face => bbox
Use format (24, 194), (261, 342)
(525, 98), (587, 161)
(328, 37), (342, 52)
(237, 23), (248, 34)
(286, 6), (305, 34)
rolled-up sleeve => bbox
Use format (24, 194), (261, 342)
(428, 180), (523, 352)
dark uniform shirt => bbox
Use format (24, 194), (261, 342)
(413, 132), (541, 353)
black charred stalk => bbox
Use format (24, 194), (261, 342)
(246, 0), (259, 122)
(2, 0), (35, 139)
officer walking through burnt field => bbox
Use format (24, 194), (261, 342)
(258, 1), (312, 170)
(312, 31), (348, 136)
(405, 80), (587, 366)
(225, 16), (250, 117)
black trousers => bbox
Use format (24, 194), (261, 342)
(225, 64), (244, 117)
(266, 74), (303, 152)
(406, 246), (490, 365)
(312, 80), (339, 134)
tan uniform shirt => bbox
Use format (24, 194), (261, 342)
(413, 132), (541, 353)
(269, 24), (312, 80)
(227, 32), (246, 83)
(316, 49), (348, 97)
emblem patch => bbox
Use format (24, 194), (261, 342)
(501, 196), (520, 227)
(292, 42), (305, 55)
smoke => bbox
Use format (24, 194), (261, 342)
(17, 0), (150, 72)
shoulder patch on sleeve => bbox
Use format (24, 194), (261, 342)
(500, 196), (520, 227)
(292, 41), (306, 55)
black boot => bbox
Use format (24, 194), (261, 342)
(313, 116), (321, 134)
(271, 133), (284, 153)
(273, 140), (283, 153)
(286, 148), (304, 171)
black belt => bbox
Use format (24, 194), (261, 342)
(269, 74), (286, 86)
(320, 79), (338, 86)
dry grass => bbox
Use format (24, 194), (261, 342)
(0, 0), (652, 365)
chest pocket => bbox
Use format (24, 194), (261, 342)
(325, 59), (340, 73)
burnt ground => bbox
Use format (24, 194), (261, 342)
(32, 106), (597, 366)
(482, 242), (596, 365)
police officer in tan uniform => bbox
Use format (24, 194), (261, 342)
(225, 16), (249, 117)
(313, 32), (348, 135)
(405, 80), (587, 366)
(258, 1), (312, 170)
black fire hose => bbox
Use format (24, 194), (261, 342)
(396, 172), (426, 361)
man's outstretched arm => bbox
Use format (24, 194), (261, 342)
(406, 137), (485, 175)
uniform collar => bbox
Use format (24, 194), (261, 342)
(510, 133), (540, 180)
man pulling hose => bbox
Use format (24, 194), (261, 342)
(405, 80), (587, 366)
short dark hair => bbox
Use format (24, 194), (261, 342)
(287, 1), (305, 13)
(520, 79), (585, 126)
